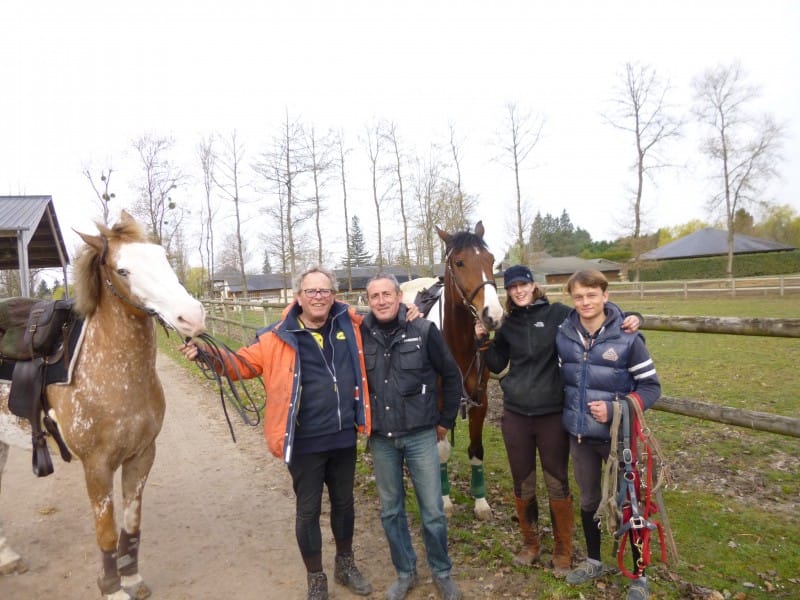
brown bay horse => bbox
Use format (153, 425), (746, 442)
(402, 221), (504, 519)
(0, 211), (205, 598)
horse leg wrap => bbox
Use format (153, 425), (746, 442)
(470, 463), (486, 499)
(97, 549), (122, 595)
(439, 461), (451, 496)
(117, 529), (140, 577)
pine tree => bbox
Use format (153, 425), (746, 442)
(343, 216), (373, 267)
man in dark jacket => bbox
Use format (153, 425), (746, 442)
(362, 273), (463, 600)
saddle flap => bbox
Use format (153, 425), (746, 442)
(8, 358), (45, 418)
(413, 278), (444, 318)
(24, 299), (75, 358)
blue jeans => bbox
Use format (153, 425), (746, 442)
(370, 428), (452, 577)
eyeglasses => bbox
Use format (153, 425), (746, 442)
(302, 288), (334, 298)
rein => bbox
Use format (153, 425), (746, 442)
(189, 333), (264, 443)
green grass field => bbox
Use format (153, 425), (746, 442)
(167, 295), (799, 599)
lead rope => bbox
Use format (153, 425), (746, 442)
(188, 332), (264, 443)
(595, 396), (677, 579)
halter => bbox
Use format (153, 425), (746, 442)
(444, 248), (497, 321)
(99, 235), (159, 319)
(444, 247), (495, 417)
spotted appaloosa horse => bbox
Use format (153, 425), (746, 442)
(0, 211), (206, 599)
(402, 221), (504, 520)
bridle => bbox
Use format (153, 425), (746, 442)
(98, 235), (162, 321)
(445, 247), (497, 321)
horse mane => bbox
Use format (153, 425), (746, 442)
(72, 216), (148, 317)
(446, 230), (488, 253)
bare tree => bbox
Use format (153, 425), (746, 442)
(411, 147), (446, 271)
(384, 122), (412, 274)
(364, 121), (388, 267)
(306, 125), (335, 265)
(82, 167), (116, 225)
(448, 123), (469, 230)
(605, 62), (683, 239)
(337, 131), (354, 292)
(495, 103), (544, 265)
(604, 62), (683, 279)
(196, 135), (217, 296)
(131, 134), (186, 254)
(692, 62), (786, 277)
(214, 130), (250, 297)
(253, 110), (310, 279)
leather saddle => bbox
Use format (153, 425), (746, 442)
(0, 297), (81, 477)
(412, 277), (444, 318)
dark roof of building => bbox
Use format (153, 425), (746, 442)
(531, 256), (622, 277)
(640, 228), (795, 260)
(223, 265), (445, 293)
(0, 196), (70, 270)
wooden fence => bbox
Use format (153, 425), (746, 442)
(200, 298), (800, 439)
(539, 274), (800, 299)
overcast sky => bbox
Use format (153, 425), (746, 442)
(2, 1), (799, 269)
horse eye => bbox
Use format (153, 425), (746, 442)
(454, 260), (464, 267)
(117, 268), (130, 277)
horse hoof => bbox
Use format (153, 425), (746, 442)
(474, 498), (492, 521)
(123, 577), (152, 600)
(442, 495), (454, 517)
(0, 556), (28, 575)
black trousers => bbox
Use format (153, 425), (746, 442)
(287, 445), (357, 559)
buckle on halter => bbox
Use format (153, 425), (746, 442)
(622, 448), (633, 465)
(629, 515), (647, 530)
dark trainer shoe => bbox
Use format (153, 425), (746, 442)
(385, 571), (418, 600)
(433, 574), (462, 600)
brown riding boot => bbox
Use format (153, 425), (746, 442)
(513, 496), (541, 566)
(549, 496), (575, 575)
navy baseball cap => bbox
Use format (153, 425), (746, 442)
(503, 265), (534, 287)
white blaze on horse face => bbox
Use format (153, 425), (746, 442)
(476, 250), (503, 330)
(115, 243), (206, 338)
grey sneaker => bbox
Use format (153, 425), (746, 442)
(565, 559), (606, 585)
(334, 552), (373, 595)
(433, 574), (462, 600)
(307, 571), (328, 600)
(626, 577), (650, 600)
(386, 571), (418, 600)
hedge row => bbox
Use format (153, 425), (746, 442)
(636, 250), (800, 281)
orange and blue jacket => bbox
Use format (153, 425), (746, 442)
(218, 300), (371, 463)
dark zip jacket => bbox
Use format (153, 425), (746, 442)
(484, 298), (570, 416)
(362, 304), (462, 437)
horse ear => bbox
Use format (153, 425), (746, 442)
(436, 226), (451, 245)
(474, 220), (485, 239)
(76, 230), (104, 253)
(118, 210), (135, 225)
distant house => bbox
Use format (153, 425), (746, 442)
(641, 228), (795, 260)
(519, 256), (623, 285)
(213, 265), (445, 301)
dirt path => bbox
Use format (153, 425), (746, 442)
(0, 353), (488, 600)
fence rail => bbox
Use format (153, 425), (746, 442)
(539, 274), (800, 299)
(199, 298), (800, 438)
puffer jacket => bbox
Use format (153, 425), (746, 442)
(557, 306), (660, 443)
(220, 300), (370, 463)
